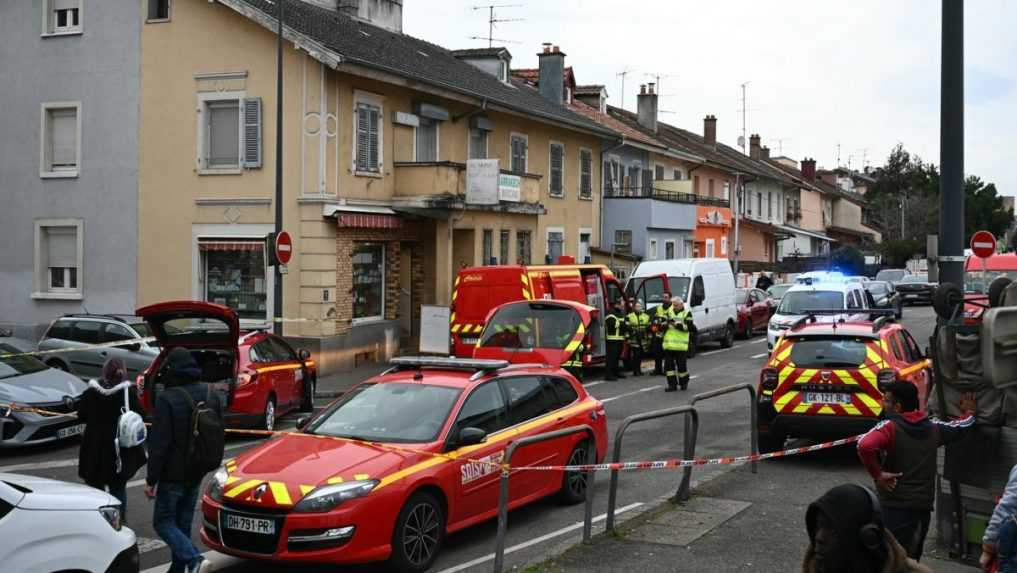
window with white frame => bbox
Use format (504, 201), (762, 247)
(579, 149), (592, 199)
(415, 118), (438, 162)
(510, 134), (527, 174)
(665, 240), (675, 259)
(547, 229), (565, 261)
(34, 219), (82, 298)
(579, 230), (591, 263)
(355, 100), (382, 173)
(147, 0), (170, 22)
(722, 181), (730, 200)
(649, 239), (658, 259)
(721, 235), (728, 255)
(549, 142), (564, 197)
(40, 103), (80, 177)
(200, 239), (267, 320)
(469, 128), (488, 160)
(614, 230), (632, 254)
(196, 93), (262, 173)
(352, 242), (385, 320)
(706, 238), (716, 258)
(43, 0), (81, 35)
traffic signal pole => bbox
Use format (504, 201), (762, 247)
(939, 0), (964, 289)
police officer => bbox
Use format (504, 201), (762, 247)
(604, 298), (628, 381)
(626, 302), (651, 376)
(651, 292), (675, 376)
(663, 296), (693, 391)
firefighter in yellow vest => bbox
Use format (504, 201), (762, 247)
(626, 302), (651, 376)
(604, 298), (628, 381)
(651, 292), (674, 375)
(663, 297), (694, 392)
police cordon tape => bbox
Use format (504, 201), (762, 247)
(0, 337), (160, 359)
(0, 397), (864, 473)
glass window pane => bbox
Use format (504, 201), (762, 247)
(71, 321), (102, 344)
(456, 381), (507, 435)
(101, 324), (133, 343)
(208, 101), (240, 167)
(49, 108), (77, 168)
(503, 376), (558, 426)
(482, 230), (493, 265)
(499, 230), (510, 265)
(415, 118), (438, 162)
(516, 231), (531, 265)
(203, 245), (267, 320)
(469, 128), (487, 159)
(548, 231), (564, 261)
(548, 376), (578, 407)
(352, 242), (385, 319)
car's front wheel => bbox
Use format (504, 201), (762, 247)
(720, 322), (735, 348)
(389, 491), (445, 573)
(299, 376), (315, 413)
(558, 440), (592, 505)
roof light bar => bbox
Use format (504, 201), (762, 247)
(389, 356), (510, 372)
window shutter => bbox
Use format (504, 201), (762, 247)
(642, 168), (653, 192)
(242, 97), (262, 169)
(54, 0), (78, 10)
(550, 144), (563, 195)
(46, 227), (77, 268)
(356, 105), (370, 171)
(50, 109), (77, 167)
(368, 108), (380, 171)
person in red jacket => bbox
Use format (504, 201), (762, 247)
(857, 381), (976, 561)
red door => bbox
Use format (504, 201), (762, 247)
(751, 290), (769, 331)
(450, 381), (509, 523)
(267, 336), (301, 409)
(499, 376), (562, 499)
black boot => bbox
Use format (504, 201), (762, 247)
(665, 385), (677, 392)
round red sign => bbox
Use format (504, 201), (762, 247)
(970, 230), (996, 259)
(275, 231), (293, 265)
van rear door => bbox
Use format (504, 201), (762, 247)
(452, 268), (527, 357)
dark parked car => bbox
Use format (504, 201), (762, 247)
(866, 280), (902, 318)
(735, 288), (772, 339)
(874, 268), (911, 288)
(895, 273), (937, 305)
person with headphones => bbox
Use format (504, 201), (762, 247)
(804, 484), (931, 572)
(857, 381), (977, 561)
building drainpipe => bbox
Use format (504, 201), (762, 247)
(732, 172), (742, 275)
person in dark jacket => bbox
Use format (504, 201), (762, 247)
(145, 347), (222, 573)
(857, 381), (976, 561)
(803, 484), (931, 573)
(77, 357), (147, 523)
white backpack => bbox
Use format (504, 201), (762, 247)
(114, 385), (146, 473)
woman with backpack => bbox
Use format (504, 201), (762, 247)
(77, 357), (147, 523)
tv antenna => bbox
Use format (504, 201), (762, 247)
(769, 137), (791, 155)
(471, 4), (524, 48)
(617, 67), (636, 109)
(644, 73), (679, 98)
(738, 81), (750, 154)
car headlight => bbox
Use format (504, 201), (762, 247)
(206, 466), (229, 502)
(293, 480), (379, 513)
(99, 505), (122, 531)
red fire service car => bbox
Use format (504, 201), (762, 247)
(200, 356), (607, 572)
(135, 301), (317, 431)
(963, 253), (1017, 321)
(756, 311), (931, 453)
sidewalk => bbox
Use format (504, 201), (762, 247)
(314, 362), (389, 398)
(528, 453), (978, 573)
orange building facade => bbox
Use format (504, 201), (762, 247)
(693, 205), (733, 259)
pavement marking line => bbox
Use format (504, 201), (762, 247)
(0, 439), (262, 475)
(751, 353), (768, 359)
(749, 338), (768, 344)
(597, 375), (699, 403)
(434, 502), (645, 573)
(141, 550), (242, 573)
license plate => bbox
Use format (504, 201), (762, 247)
(804, 393), (852, 405)
(57, 424), (85, 439)
(905, 294), (919, 299)
(224, 513), (275, 535)
(460, 337), (478, 345)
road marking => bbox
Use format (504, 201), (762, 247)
(434, 502), (645, 573)
(598, 375), (699, 403)
(141, 550), (242, 573)
(0, 439), (262, 474)
(749, 337), (768, 344)
(751, 353), (768, 359)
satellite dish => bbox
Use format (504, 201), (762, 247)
(737, 135), (745, 148)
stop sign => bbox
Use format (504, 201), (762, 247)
(275, 231), (293, 265)
(970, 230), (997, 259)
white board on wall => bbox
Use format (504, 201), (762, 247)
(420, 304), (451, 355)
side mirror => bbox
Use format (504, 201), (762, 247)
(298, 348), (312, 361)
(296, 416), (311, 430)
(454, 427), (487, 448)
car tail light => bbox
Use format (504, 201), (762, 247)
(877, 369), (896, 390)
(583, 331), (593, 364)
(135, 374), (145, 391)
(237, 370), (259, 388)
(760, 368), (778, 392)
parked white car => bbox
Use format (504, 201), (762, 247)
(767, 280), (872, 350)
(0, 473), (138, 573)
(627, 258), (738, 354)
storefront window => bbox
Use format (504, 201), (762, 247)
(353, 242), (385, 320)
(201, 241), (267, 320)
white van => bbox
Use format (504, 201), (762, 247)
(766, 280), (872, 349)
(626, 258), (738, 354)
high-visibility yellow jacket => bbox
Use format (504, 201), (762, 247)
(663, 307), (693, 351)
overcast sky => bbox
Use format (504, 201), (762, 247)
(404, 0), (1016, 198)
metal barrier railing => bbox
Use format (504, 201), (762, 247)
(686, 383), (759, 478)
(493, 425), (597, 573)
(605, 405), (699, 532)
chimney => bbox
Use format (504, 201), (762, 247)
(703, 115), (717, 146)
(537, 43), (566, 105)
(749, 134), (762, 159)
(801, 157), (817, 182)
(637, 83), (658, 132)
(762, 146), (771, 160)
(337, 0), (403, 34)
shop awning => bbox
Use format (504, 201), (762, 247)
(198, 241), (264, 252)
(777, 224), (836, 242)
(323, 204), (402, 229)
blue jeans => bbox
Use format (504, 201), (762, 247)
(153, 482), (202, 573)
(998, 517), (1017, 573)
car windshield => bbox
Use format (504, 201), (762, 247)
(867, 282), (889, 295)
(0, 343), (49, 380)
(876, 269), (907, 282)
(479, 302), (581, 349)
(966, 270), (1017, 294)
(626, 277), (690, 307)
(767, 284), (793, 299)
(777, 291), (844, 315)
(900, 275), (928, 283)
(788, 337), (869, 368)
(307, 383), (462, 443)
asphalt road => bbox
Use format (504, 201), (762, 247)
(0, 306), (940, 573)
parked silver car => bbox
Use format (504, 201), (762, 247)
(0, 342), (89, 447)
(36, 315), (159, 381)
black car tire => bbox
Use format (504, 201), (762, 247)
(299, 376), (315, 413)
(758, 431), (785, 454)
(388, 491), (446, 573)
(559, 440), (592, 505)
(721, 322), (735, 348)
(895, 301), (903, 319)
(933, 282), (964, 320)
(46, 359), (69, 372)
(989, 277), (1013, 308)
(261, 396), (276, 432)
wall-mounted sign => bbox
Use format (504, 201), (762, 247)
(498, 174), (521, 202)
(466, 159), (500, 205)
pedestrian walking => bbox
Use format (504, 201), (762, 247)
(145, 347), (224, 573)
(77, 357), (147, 524)
(626, 302), (650, 376)
(981, 464), (1017, 572)
(604, 298), (628, 381)
(857, 381), (976, 561)
(650, 292), (674, 376)
(803, 483), (932, 573)
(662, 296), (693, 392)
(756, 272), (774, 291)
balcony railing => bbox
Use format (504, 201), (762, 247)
(604, 186), (730, 208)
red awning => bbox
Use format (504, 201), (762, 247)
(198, 241), (264, 252)
(337, 213), (402, 229)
